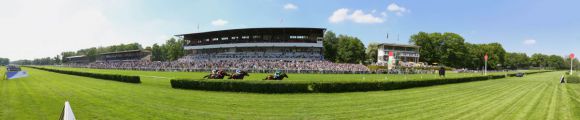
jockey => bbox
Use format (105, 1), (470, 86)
(235, 69), (241, 75)
(274, 69), (282, 79)
(211, 69), (218, 78)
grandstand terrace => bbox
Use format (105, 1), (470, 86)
(176, 28), (325, 61)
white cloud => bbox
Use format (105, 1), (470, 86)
(328, 8), (384, 24)
(523, 39), (537, 45)
(211, 19), (228, 26)
(329, 8), (350, 23)
(283, 3), (298, 10)
(350, 10), (384, 23)
(387, 3), (408, 16)
(381, 12), (387, 17)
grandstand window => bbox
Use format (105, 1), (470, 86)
(212, 38), (219, 41)
(231, 36), (239, 40)
(242, 36), (250, 39)
(205, 39), (210, 42)
(290, 35), (307, 39)
(263, 35), (271, 40)
(252, 35), (261, 39)
(221, 37), (229, 40)
(317, 37), (323, 41)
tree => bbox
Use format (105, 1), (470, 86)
(151, 43), (164, 61)
(162, 38), (185, 61)
(504, 52), (529, 70)
(547, 55), (565, 69)
(365, 43), (380, 64)
(409, 32), (468, 68)
(530, 53), (549, 69)
(0, 58), (9, 65)
(54, 55), (62, 64)
(336, 35), (365, 63)
(323, 31), (339, 62)
(410, 32), (440, 64)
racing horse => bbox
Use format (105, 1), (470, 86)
(228, 71), (249, 80)
(203, 70), (230, 79)
(263, 73), (288, 80)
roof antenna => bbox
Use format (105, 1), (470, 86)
(197, 24), (200, 32)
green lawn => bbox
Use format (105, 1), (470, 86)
(44, 66), (517, 82)
(1, 67), (579, 119)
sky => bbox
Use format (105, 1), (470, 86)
(0, 0), (579, 60)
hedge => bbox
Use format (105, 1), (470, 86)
(171, 71), (552, 93)
(566, 73), (580, 83)
(26, 66), (141, 83)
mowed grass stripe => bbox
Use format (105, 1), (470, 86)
(406, 79), (539, 120)
(357, 80), (520, 119)
(459, 76), (552, 119)
(567, 84), (580, 118)
(396, 79), (541, 120)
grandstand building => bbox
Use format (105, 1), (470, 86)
(377, 43), (421, 68)
(176, 28), (325, 61)
(64, 55), (89, 64)
(97, 50), (151, 62)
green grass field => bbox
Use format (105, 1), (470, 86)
(1, 67), (579, 119)
(44, 66), (516, 82)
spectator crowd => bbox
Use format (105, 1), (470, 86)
(65, 60), (370, 74)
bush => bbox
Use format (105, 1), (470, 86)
(170, 73), (565, 93)
(171, 79), (310, 93)
(171, 71), (553, 93)
(566, 73), (580, 83)
(26, 66), (141, 83)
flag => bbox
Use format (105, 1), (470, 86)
(571, 53), (575, 60)
(59, 101), (76, 120)
(484, 53), (488, 61)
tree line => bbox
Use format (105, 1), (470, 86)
(409, 31), (577, 70)
(0, 58), (9, 65)
(13, 38), (186, 65)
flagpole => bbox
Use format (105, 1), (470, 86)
(484, 53), (488, 76)
(571, 53), (575, 75)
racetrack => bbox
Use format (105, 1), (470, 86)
(1, 67), (579, 119)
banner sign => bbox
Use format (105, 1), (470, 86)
(6, 71), (29, 80)
(387, 51), (395, 70)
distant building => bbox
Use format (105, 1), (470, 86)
(377, 43), (420, 69)
(64, 55), (89, 64)
(97, 50), (151, 62)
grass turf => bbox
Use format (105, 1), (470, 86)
(1, 67), (578, 119)
(44, 66), (518, 82)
